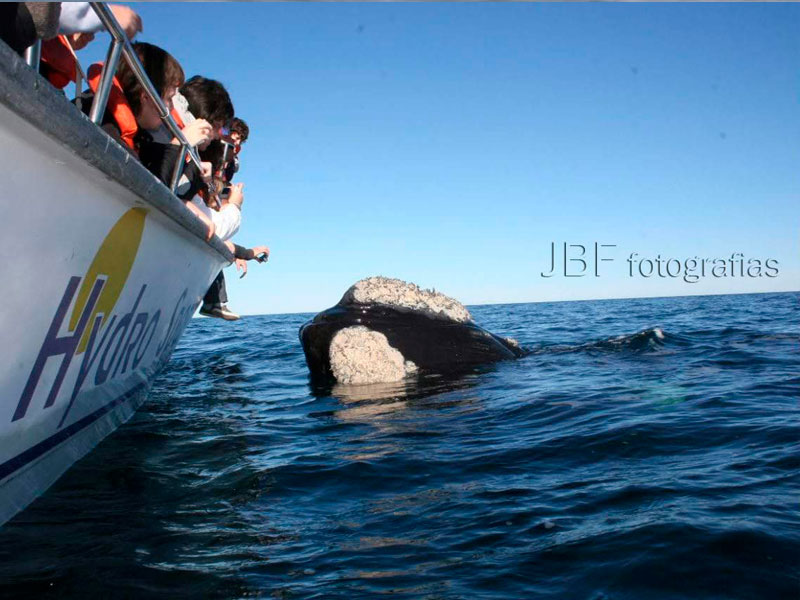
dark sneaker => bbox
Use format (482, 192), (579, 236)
(199, 303), (215, 317)
(199, 303), (240, 321)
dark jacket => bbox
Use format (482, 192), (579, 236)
(75, 90), (204, 200)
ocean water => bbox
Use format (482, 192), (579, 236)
(1, 292), (798, 599)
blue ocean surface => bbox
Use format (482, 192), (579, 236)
(1, 292), (798, 599)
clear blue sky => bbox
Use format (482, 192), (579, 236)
(82, 3), (799, 314)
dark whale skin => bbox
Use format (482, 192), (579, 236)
(299, 303), (525, 381)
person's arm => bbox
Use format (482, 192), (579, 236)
(233, 244), (254, 260)
(59, 3), (142, 39)
(184, 198), (215, 241)
(58, 3), (99, 33)
(232, 244), (269, 261)
(231, 245), (270, 278)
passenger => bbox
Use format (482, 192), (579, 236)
(0, 3), (142, 91)
(161, 75), (265, 321)
(179, 79), (259, 320)
(73, 42), (217, 239)
(222, 117), (249, 183)
(218, 119), (262, 282)
(175, 76), (243, 246)
(196, 139), (245, 321)
(189, 140), (243, 241)
(180, 76), (234, 136)
(75, 42), (183, 152)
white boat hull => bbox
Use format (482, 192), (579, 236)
(0, 51), (230, 524)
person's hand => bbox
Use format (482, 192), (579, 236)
(109, 5), (143, 40)
(69, 32), (94, 51)
(235, 258), (248, 278)
(181, 119), (213, 148)
(252, 245), (270, 262)
(228, 183), (244, 209)
(200, 161), (212, 182)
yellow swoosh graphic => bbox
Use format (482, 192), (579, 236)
(69, 207), (147, 354)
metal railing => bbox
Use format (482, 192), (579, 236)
(87, 2), (204, 193)
(22, 3), (205, 196)
(23, 40), (41, 70)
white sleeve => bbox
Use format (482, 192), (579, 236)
(58, 3), (103, 34)
(190, 197), (241, 241)
(210, 204), (241, 241)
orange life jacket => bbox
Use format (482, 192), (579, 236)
(40, 36), (77, 89)
(87, 62), (138, 151)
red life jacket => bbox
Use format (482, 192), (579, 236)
(87, 62), (138, 151)
(170, 108), (185, 129)
(40, 35), (77, 89)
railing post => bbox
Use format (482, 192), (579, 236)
(23, 40), (41, 70)
(170, 146), (187, 193)
(74, 68), (84, 112)
(88, 38), (123, 125)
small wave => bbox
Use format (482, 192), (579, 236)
(534, 327), (674, 356)
(590, 326), (668, 351)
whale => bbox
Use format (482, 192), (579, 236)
(299, 277), (525, 385)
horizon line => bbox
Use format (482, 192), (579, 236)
(214, 288), (799, 319)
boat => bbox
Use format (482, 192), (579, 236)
(0, 5), (232, 525)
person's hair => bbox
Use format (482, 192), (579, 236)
(180, 76), (234, 129)
(199, 139), (226, 175)
(116, 42), (184, 117)
(231, 118), (249, 143)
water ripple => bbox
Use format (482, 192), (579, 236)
(0, 293), (798, 598)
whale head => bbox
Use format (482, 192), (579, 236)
(299, 277), (524, 385)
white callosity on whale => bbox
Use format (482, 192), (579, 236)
(329, 326), (418, 384)
(341, 276), (472, 323)
(342, 276), (520, 351)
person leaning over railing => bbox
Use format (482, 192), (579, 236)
(173, 76), (246, 320)
(170, 76), (243, 319)
(72, 41), (218, 237)
(74, 41), (181, 155)
(174, 76), (241, 241)
(199, 136), (268, 268)
(0, 3), (143, 91)
(222, 117), (249, 183)
(174, 78), (271, 320)
(212, 119), (270, 318)
(218, 119), (270, 284)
